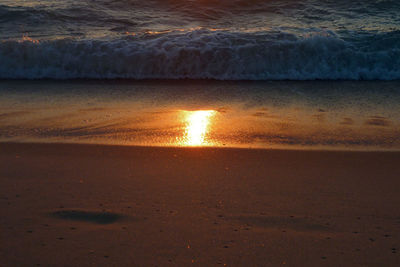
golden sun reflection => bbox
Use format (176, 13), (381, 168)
(181, 110), (216, 146)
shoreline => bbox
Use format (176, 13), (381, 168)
(1, 80), (400, 151)
(2, 140), (400, 153)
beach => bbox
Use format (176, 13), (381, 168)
(1, 142), (399, 266)
(1, 0), (399, 265)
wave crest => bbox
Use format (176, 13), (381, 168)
(1, 29), (399, 80)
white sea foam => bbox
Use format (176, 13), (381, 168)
(1, 29), (399, 80)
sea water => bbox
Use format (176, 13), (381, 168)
(0, 0), (399, 80)
(0, 1), (399, 150)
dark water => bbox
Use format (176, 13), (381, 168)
(1, 0), (399, 79)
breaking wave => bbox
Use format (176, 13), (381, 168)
(1, 29), (399, 80)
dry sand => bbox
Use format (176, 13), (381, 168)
(1, 142), (400, 266)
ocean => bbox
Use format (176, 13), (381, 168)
(1, 0), (399, 80)
(0, 0), (399, 150)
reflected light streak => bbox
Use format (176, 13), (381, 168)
(182, 110), (216, 146)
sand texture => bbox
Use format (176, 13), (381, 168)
(1, 142), (400, 266)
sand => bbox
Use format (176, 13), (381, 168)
(0, 142), (400, 266)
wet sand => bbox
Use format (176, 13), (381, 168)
(1, 80), (400, 150)
(1, 142), (400, 266)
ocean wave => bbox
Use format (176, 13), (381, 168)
(1, 29), (399, 80)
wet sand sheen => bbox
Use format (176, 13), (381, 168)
(1, 142), (399, 266)
(1, 80), (400, 150)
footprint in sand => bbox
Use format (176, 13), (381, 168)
(49, 209), (125, 224)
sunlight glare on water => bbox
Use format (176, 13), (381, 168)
(181, 110), (216, 146)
